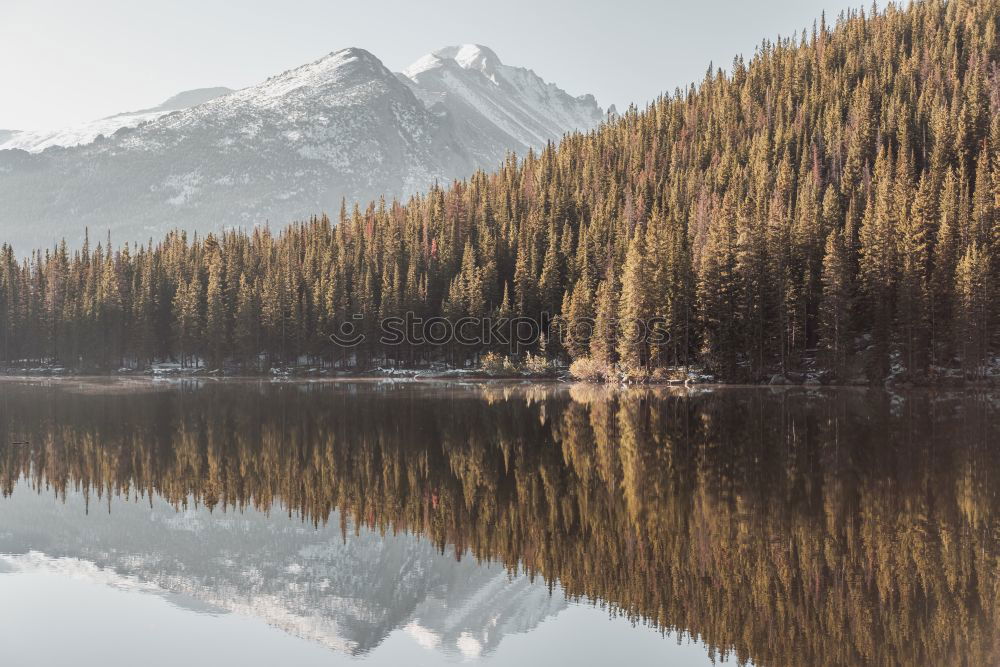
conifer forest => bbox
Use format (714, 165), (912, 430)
(1, 0), (998, 383)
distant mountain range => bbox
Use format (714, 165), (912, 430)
(0, 87), (235, 153)
(0, 45), (606, 253)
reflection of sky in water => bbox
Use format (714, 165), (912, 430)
(0, 482), (721, 667)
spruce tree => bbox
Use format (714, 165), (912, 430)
(590, 275), (619, 368)
(819, 229), (852, 375)
(617, 232), (650, 371)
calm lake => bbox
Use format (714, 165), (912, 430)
(0, 379), (997, 666)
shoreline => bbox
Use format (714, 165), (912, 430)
(0, 371), (996, 392)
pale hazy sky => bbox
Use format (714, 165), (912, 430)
(1, 0), (865, 130)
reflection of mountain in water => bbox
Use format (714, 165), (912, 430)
(1, 380), (999, 666)
(0, 484), (565, 656)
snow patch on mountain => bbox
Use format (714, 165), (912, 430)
(0, 87), (234, 153)
(0, 110), (169, 152)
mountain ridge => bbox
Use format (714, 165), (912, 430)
(0, 86), (234, 154)
(0, 44), (603, 252)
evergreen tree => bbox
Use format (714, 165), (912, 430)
(819, 229), (852, 375)
(205, 254), (227, 369)
(590, 275), (619, 367)
(955, 243), (991, 377)
(234, 274), (259, 369)
(617, 232), (650, 371)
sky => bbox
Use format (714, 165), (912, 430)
(0, 0), (867, 131)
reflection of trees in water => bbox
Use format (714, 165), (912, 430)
(1, 382), (998, 666)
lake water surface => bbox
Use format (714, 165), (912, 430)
(0, 379), (997, 666)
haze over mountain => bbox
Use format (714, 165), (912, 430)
(0, 44), (603, 253)
(0, 87), (234, 153)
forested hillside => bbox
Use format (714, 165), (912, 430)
(1, 0), (998, 382)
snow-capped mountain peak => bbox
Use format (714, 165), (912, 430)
(0, 44), (604, 253)
(435, 44), (502, 76)
(403, 45), (504, 84)
(401, 44), (603, 151)
(254, 47), (396, 100)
